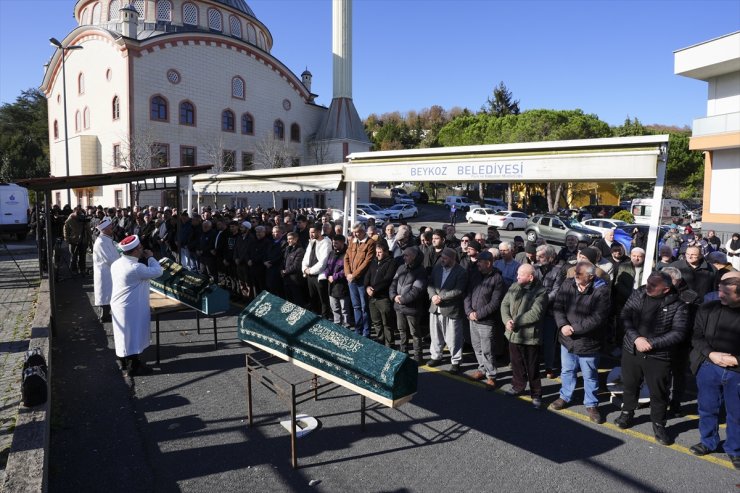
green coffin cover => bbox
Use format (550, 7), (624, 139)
(238, 291), (417, 407)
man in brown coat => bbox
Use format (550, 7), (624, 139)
(345, 222), (376, 337)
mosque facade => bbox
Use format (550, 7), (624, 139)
(41, 0), (370, 210)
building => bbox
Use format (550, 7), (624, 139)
(40, 0), (370, 209)
(675, 31), (740, 238)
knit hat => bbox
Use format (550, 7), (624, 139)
(119, 235), (140, 252)
(241, 221), (252, 230)
(580, 246), (599, 264)
(478, 251), (494, 262)
(706, 251), (728, 265)
(467, 240), (482, 252)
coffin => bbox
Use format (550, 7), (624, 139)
(150, 258), (230, 315)
(238, 291), (417, 408)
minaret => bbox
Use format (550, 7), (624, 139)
(316, 0), (371, 162)
(120, 4), (139, 39)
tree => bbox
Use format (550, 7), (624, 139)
(113, 127), (163, 206)
(484, 81), (520, 117)
(254, 135), (296, 169)
(307, 133), (330, 165)
(0, 89), (50, 181)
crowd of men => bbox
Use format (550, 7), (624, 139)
(37, 202), (739, 469)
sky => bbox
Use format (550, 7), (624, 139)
(0, 0), (738, 128)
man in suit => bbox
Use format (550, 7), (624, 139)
(426, 247), (468, 374)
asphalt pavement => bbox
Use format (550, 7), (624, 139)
(46, 210), (737, 492)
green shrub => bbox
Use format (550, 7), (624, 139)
(611, 210), (634, 223)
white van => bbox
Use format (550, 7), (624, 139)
(0, 184), (30, 240)
(630, 198), (686, 226)
(444, 195), (475, 212)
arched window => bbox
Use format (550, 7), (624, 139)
(222, 109), (235, 132)
(258, 31), (266, 50)
(75, 111), (81, 132)
(241, 113), (253, 135)
(150, 95), (168, 121)
(133, 0), (145, 16)
(83, 107), (91, 129)
(182, 2), (198, 25)
(112, 96), (120, 120)
(229, 15), (242, 38)
(246, 24), (256, 43)
(81, 7), (89, 24)
(92, 2), (101, 24)
(231, 76), (244, 99)
(53, 120), (59, 139)
(179, 101), (195, 126)
(273, 119), (284, 140)
(207, 8), (222, 31)
(290, 123), (300, 142)
(156, 0), (172, 22)
(108, 0), (120, 20)
(78, 73), (85, 94)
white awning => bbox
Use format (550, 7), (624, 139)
(191, 164), (345, 194)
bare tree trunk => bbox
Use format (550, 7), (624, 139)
(506, 183), (513, 210)
(546, 182), (564, 213)
(478, 182), (484, 205)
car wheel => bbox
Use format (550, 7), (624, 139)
(526, 230), (537, 242)
(506, 222), (514, 231)
(399, 214), (404, 220)
(468, 217), (474, 223)
(413, 212), (418, 218)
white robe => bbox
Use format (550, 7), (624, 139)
(110, 255), (164, 357)
(92, 234), (120, 306)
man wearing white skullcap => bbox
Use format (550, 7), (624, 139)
(92, 218), (119, 322)
(110, 235), (163, 376)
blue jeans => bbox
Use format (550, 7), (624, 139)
(696, 361), (740, 457)
(348, 281), (370, 337)
(559, 347), (600, 407)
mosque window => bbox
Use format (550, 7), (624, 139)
(150, 143), (170, 168)
(108, 0), (120, 21)
(241, 113), (254, 135)
(222, 151), (236, 172)
(222, 110), (235, 132)
(231, 76), (245, 99)
(112, 96), (120, 120)
(242, 152), (253, 170)
(156, 0), (172, 22)
(133, 0), (145, 17)
(179, 101), (195, 126)
(246, 24), (256, 43)
(167, 69), (180, 84)
(258, 31), (266, 50)
(92, 2), (101, 24)
(182, 3), (198, 25)
(181, 146), (196, 166)
(273, 120), (284, 140)
(229, 15), (242, 38)
(78, 73), (85, 95)
(150, 95), (168, 122)
(81, 7), (89, 25)
(75, 111), (81, 132)
(208, 8), (222, 31)
(53, 120), (59, 140)
(290, 123), (300, 143)
(106, 68), (112, 81)
(83, 107), (91, 129)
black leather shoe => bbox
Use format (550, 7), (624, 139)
(689, 443), (715, 456)
(425, 358), (443, 368)
(614, 411), (634, 429)
(448, 363), (461, 374)
(652, 423), (673, 446)
(730, 455), (740, 470)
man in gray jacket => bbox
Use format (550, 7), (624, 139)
(427, 248), (468, 373)
(390, 246), (427, 362)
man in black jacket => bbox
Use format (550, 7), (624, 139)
(613, 271), (689, 446)
(688, 274), (740, 469)
(390, 246), (427, 360)
(282, 232), (307, 306)
(550, 261), (611, 423)
(463, 250), (504, 388)
(365, 240), (398, 347)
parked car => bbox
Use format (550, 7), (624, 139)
(581, 204), (624, 218)
(581, 218), (628, 236)
(356, 208), (386, 227)
(444, 195), (475, 212)
(613, 224), (669, 255)
(409, 190), (429, 204)
(487, 210), (529, 231)
(483, 198), (508, 212)
(331, 209), (374, 225)
(525, 214), (602, 244)
(357, 202), (387, 214)
(465, 207), (499, 225)
(394, 192), (415, 205)
(385, 204), (418, 220)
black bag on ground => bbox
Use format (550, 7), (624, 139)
(22, 348), (48, 407)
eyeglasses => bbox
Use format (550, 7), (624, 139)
(461, 239), (469, 243)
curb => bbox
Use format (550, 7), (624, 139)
(1, 279), (51, 493)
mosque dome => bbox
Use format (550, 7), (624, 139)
(214, 0), (255, 18)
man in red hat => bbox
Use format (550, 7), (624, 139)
(110, 235), (163, 376)
(92, 217), (119, 323)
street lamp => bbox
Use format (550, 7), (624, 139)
(49, 37), (83, 207)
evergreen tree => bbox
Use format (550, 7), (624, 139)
(0, 89), (50, 181)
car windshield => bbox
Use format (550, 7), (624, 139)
(365, 204), (382, 211)
(390, 205), (404, 210)
(561, 217), (584, 228)
(481, 208), (496, 214)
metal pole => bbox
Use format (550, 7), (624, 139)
(643, 143), (669, 283)
(60, 47), (72, 207)
(290, 384), (297, 469)
(44, 193), (57, 334)
(246, 354), (253, 427)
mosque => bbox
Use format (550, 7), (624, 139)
(40, 0), (370, 209)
